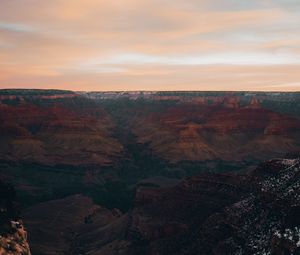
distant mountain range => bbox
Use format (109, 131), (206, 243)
(0, 89), (299, 165)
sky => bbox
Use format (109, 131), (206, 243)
(0, 0), (300, 91)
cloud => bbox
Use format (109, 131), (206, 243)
(0, 22), (34, 33)
(0, 0), (299, 91)
(2, 64), (300, 92)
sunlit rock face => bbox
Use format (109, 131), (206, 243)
(0, 221), (31, 255)
(0, 180), (31, 255)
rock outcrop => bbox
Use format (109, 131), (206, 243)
(0, 180), (31, 255)
(23, 195), (130, 255)
(0, 221), (31, 255)
(0, 99), (123, 166)
(126, 158), (300, 254)
(133, 103), (300, 162)
(22, 158), (300, 254)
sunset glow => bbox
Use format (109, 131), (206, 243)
(0, 0), (300, 91)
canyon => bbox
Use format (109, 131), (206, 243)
(0, 89), (299, 254)
(20, 158), (300, 255)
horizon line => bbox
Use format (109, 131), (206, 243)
(0, 88), (299, 93)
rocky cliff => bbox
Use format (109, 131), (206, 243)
(126, 158), (300, 254)
(0, 180), (31, 255)
(133, 100), (300, 162)
(0, 96), (123, 166)
(1, 90), (299, 166)
(20, 158), (300, 254)
(23, 194), (130, 255)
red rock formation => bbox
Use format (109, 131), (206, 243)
(134, 103), (300, 162)
(246, 96), (261, 109)
(223, 96), (240, 108)
(0, 102), (123, 166)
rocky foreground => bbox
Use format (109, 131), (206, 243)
(22, 157), (300, 255)
(128, 158), (300, 255)
(0, 180), (31, 255)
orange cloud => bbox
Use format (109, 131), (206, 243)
(0, 0), (299, 91)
